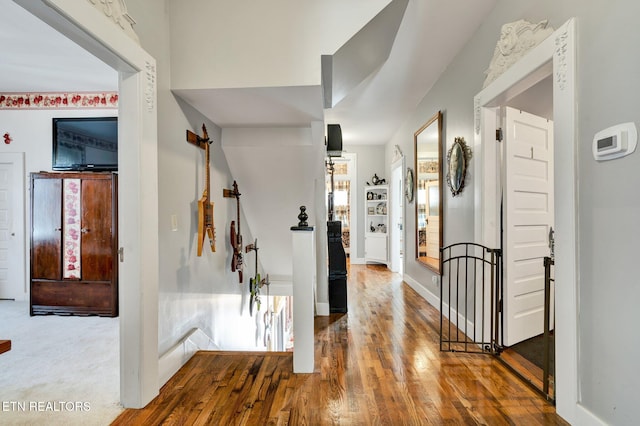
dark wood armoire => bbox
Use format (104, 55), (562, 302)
(30, 172), (118, 317)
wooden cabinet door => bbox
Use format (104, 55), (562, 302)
(80, 177), (114, 282)
(31, 177), (62, 280)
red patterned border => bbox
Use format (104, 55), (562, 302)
(0, 92), (118, 109)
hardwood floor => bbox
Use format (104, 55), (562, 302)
(112, 264), (567, 425)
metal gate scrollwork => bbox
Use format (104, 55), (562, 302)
(439, 243), (502, 354)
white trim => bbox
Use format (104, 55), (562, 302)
(474, 18), (578, 424)
(158, 328), (219, 387)
(404, 273), (438, 308)
(344, 152), (358, 260)
(389, 157), (404, 274)
(403, 274), (475, 333)
(16, 0), (160, 409)
(315, 302), (330, 316)
(576, 404), (608, 426)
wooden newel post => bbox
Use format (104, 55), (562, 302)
(291, 206), (315, 373)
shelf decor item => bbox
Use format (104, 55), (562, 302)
(370, 173), (387, 185)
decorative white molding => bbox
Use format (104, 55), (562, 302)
(483, 19), (554, 88)
(392, 144), (403, 163)
(0, 92), (118, 109)
(474, 97), (481, 134)
(144, 61), (156, 111)
(554, 29), (569, 91)
(87, 0), (139, 44)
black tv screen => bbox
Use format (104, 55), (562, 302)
(52, 117), (118, 171)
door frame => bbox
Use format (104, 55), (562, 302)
(0, 152), (26, 300)
(389, 157), (404, 273)
(326, 153), (357, 259)
(343, 152), (357, 260)
(15, 0), (160, 408)
(474, 19), (579, 423)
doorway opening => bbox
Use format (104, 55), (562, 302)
(498, 102), (555, 399)
(326, 153), (357, 259)
(17, 0), (161, 408)
(473, 18), (577, 421)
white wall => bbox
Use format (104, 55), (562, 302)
(124, 0), (271, 356)
(221, 126), (324, 280)
(0, 108), (118, 297)
(0, 108), (117, 177)
(168, 0), (391, 89)
(385, 0), (640, 424)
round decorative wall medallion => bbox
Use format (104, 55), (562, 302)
(405, 167), (414, 202)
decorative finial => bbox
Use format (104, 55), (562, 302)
(297, 206), (308, 227)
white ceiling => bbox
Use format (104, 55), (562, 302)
(0, 0), (118, 92)
(0, 0), (498, 146)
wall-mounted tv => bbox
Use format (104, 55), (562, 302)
(52, 117), (118, 171)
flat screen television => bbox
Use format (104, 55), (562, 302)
(52, 117), (118, 171)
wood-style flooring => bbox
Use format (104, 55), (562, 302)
(112, 264), (567, 425)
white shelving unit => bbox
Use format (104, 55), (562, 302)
(364, 185), (388, 265)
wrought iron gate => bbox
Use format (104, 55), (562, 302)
(439, 243), (502, 354)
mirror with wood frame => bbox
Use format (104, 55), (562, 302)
(414, 111), (443, 273)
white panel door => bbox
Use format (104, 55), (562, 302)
(0, 153), (26, 300)
(503, 107), (554, 346)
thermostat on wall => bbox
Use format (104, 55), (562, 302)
(593, 122), (637, 161)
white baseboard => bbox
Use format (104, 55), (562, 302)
(403, 273), (439, 308)
(403, 273), (475, 337)
(158, 328), (218, 386)
(316, 302), (330, 316)
(349, 257), (365, 265)
(575, 404), (607, 426)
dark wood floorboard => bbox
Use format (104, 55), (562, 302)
(112, 264), (568, 425)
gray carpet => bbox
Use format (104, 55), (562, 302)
(0, 300), (123, 425)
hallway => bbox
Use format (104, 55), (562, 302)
(113, 264), (566, 425)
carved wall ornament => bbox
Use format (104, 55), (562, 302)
(392, 144), (403, 163)
(474, 97), (481, 134)
(554, 29), (569, 91)
(145, 61), (156, 111)
(87, 0), (139, 44)
(483, 19), (554, 88)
